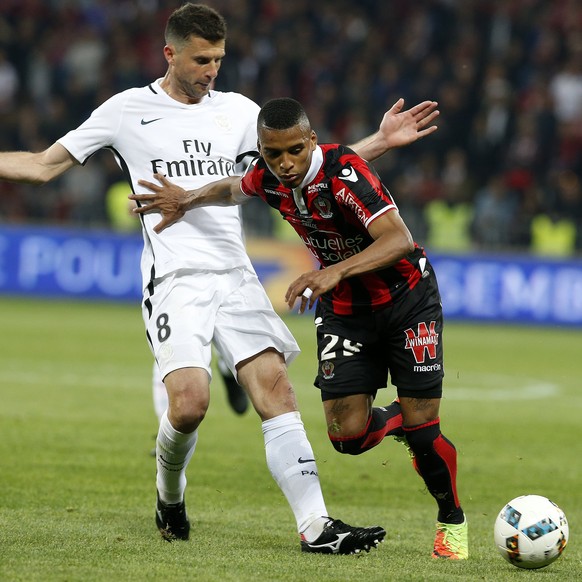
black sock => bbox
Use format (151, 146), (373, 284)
(404, 418), (464, 524)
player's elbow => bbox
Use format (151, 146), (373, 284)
(398, 230), (415, 258)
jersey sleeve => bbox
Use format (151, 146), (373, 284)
(335, 154), (398, 229)
(239, 158), (260, 198)
(233, 95), (260, 175)
(57, 92), (128, 164)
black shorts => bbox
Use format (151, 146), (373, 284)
(314, 268), (444, 401)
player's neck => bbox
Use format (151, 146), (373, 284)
(159, 73), (204, 105)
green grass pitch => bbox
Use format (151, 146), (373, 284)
(0, 296), (580, 581)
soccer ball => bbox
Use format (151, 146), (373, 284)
(493, 494), (569, 569)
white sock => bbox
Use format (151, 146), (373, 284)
(262, 411), (329, 538)
(156, 410), (198, 505)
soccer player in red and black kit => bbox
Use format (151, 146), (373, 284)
(133, 97), (468, 559)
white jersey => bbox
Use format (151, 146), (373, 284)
(58, 81), (259, 289)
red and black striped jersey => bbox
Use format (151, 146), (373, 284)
(240, 143), (426, 315)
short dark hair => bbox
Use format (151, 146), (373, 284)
(258, 98), (311, 132)
(165, 3), (227, 46)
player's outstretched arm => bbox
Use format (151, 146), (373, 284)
(131, 174), (244, 233)
(350, 98), (439, 162)
(0, 143), (77, 184)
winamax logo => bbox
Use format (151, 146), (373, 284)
(404, 321), (439, 366)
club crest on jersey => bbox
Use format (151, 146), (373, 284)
(321, 360), (335, 379)
(314, 196), (333, 218)
(404, 321), (439, 364)
(213, 114), (232, 131)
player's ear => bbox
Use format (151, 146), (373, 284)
(163, 44), (175, 64)
(310, 130), (318, 149)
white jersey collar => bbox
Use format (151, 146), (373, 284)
(297, 145), (323, 190)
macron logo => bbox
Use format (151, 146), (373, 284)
(141, 117), (163, 125)
(339, 166), (358, 182)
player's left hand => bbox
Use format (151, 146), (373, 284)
(378, 98), (439, 150)
(285, 269), (342, 314)
(130, 174), (187, 233)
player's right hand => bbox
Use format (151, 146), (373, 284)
(130, 174), (187, 233)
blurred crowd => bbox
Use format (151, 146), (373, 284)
(1, 0), (582, 256)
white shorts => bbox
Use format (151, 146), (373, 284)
(142, 267), (300, 380)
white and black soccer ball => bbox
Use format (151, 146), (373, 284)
(494, 494), (569, 569)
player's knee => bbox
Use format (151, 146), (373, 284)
(168, 391), (209, 432)
(169, 405), (206, 433)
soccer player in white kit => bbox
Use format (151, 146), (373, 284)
(0, 3), (439, 553)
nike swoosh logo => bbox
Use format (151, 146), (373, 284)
(298, 457), (316, 464)
(141, 118), (163, 125)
